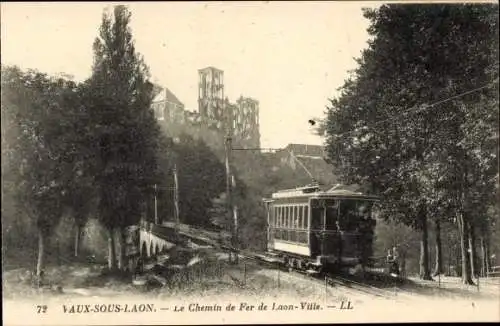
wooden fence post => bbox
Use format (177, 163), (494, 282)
(277, 265), (280, 288)
(244, 262), (247, 286)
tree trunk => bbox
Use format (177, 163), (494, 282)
(116, 229), (122, 270)
(469, 224), (479, 278)
(36, 229), (46, 285)
(108, 229), (117, 270)
(484, 238), (491, 276)
(433, 219), (443, 276)
(74, 224), (81, 258)
(400, 251), (407, 278)
(419, 207), (433, 280)
(456, 244), (462, 277)
(457, 212), (474, 284)
(480, 236), (487, 277)
(117, 228), (127, 271)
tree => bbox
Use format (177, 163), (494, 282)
(87, 5), (161, 270)
(171, 134), (226, 228)
(53, 82), (99, 258)
(2, 66), (80, 279)
(324, 4), (498, 283)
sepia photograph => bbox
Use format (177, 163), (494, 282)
(1, 1), (499, 325)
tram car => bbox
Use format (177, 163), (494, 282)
(263, 183), (378, 274)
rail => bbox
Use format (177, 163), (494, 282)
(326, 275), (396, 299)
(140, 221), (404, 299)
(236, 249), (396, 299)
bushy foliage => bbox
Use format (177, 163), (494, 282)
(324, 4), (498, 282)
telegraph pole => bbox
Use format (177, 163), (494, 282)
(225, 135), (238, 263)
(154, 184), (158, 225)
(232, 175), (239, 264)
(173, 164), (180, 234)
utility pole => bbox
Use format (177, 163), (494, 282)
(154, 184), (158, 225)
(225, 135), (237, 263)
(173, 164), (180, 234)
(232, 175), (239, 264)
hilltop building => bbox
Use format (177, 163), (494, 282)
(151, 87), (185, 124)
(270, 143), (337, 185)
(151, 66), (261, 149)
(280, 143), (325, 166)
(198, 66), (225, 126)
(233, 96), (260, 149)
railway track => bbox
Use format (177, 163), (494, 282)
(148, 223), (401, 299)
(237, 249), (397, 299)
(327, 275), (396, 299)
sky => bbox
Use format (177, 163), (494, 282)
(1, 1), (378, 149)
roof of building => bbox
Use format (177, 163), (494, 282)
(198, 66), (224, 73)
(285, 143), (324, 157)
(152, 87), (184, 107)
(237, 96), (259, 104)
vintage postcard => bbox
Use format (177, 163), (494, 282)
(2, 1), (499, 325)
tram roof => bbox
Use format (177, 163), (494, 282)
(268, 188), (379, 201)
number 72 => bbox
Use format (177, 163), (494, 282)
(36, 305), (48, 313)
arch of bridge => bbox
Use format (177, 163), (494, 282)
(139, 228), (175, 257)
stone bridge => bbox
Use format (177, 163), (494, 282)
(138, 221), (177, 257)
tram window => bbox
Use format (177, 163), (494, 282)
(298, 206), (303, 230)
(286, 206), (289, 227)
(304, 207), (309, 229)
(325, 201), (338, 230)
(274, 207), (277, 227)
(281, 207), (284, 227)
(268, 207), (273, 228)
(288, 207), (291, 229)
(357, 202), (372, 221)
(282, 206), (285, 227)
(275, 207), (278, 227)
(295, 207), (298, 227)
(339, 200), (358, 231)
(311, 206), (323, 231)
(293, 206), (297, 228)
(282, 207), (285, 228)
(278, 207), (282, 227)
(301, 206), (305, 229)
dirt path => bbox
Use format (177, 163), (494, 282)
(3, 256), (499, 324)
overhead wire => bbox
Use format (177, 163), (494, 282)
(229, 78), (499, 185)
(231, 78), (498, 152)
(328, 78), (499, 139)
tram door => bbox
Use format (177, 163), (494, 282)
(265, 201), (275, 250)
(309, 202), (323, 257)
(322, 201), (342, 261)
(310, 199), (341, 261)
